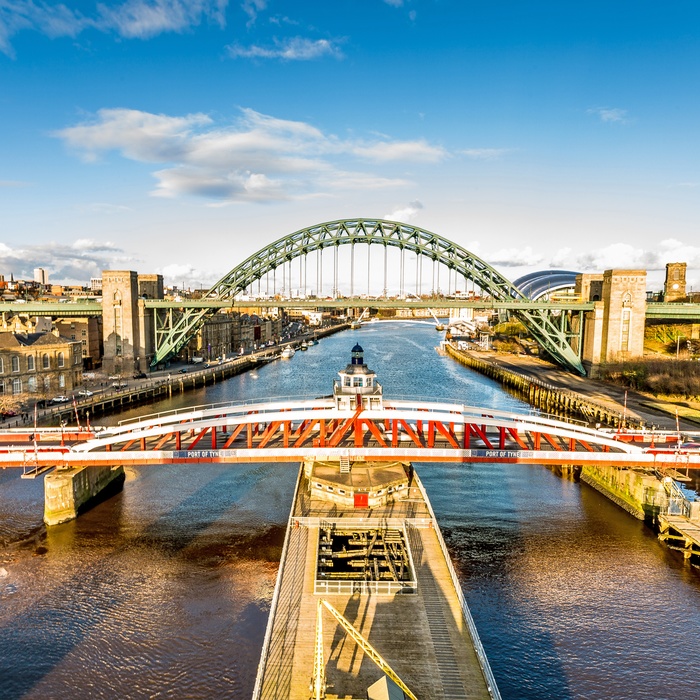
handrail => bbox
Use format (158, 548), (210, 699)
(413, 473), (502, 700)
(251, 463), (305, 700)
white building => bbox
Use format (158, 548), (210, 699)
(33, 267), (48, 286)
(333, 343), (383, 411)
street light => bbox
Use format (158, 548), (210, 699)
(676, 333), (685, 359)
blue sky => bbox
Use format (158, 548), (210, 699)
(1, 0), (699, 292)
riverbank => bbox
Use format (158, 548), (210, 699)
(446, 342), (700, 570)
(446, 343), (700, 434)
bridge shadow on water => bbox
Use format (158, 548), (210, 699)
(0, 462), (294, 699)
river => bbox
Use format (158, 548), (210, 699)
(1, 321), (699, 699)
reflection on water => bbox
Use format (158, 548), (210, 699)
(1, 322), (699, 699)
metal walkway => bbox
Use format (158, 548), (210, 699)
(253, 467), (499, 700)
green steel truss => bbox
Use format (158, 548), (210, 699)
(152, 218), (586, 374)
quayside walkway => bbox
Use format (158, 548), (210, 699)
(253, 461), (499, 700)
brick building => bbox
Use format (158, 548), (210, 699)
(0, 330), (83, 398)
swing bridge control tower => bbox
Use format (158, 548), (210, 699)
(253, 346), (501, 700)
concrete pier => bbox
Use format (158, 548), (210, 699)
(580, 464), (666, 521)
(254, 461), (500, 699)
(44, 465), (125, 526)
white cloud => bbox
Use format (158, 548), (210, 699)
(241, 0), (266, 25)
(98, 0), (228, 39)
(384, 200), (423, 222)
(587, 107), (629, 124)
(79, 203), (133, 214)
(383, 0), (404, 7)
(55, 108), (213, 163)
(0, 239), (134, 284)
(54, 106), (446, 202)
(353, 140), (446, 163)
(461, 148), (511, 160)
(0, 0), (228, 56)
(157, 262), (217, 287)
(487, 246), (544, 267)
(548, 239), (700, 272)
(227, 36), (343, 60)
(323, 171), (411, 191)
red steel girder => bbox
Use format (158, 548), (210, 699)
(433, 421), (460, 449)
(467, 423), (493, 449)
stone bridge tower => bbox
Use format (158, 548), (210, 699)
(101, 271), (140, 376)
(101, 271), (163, 374)
(664, 262), (687, 302)
(579, 269), (647, 377)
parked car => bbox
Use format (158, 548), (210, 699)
(108, 374), (121, 380)
(77, 389), (94, 397)
(112, 381), (128, 389)
(50, 396), (69, 404)
(178, 368), (188, 374)
(133, 372), (147, 379)
(1, 409), (18, 418)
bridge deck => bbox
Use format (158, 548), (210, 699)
(254, 465), (496, 699)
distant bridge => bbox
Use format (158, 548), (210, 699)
(2, 397), (698, 471)
(3, 219), (700, 375)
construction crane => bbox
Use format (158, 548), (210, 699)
(350, 307), (370, 329)
(405, 292), (443, 330)
(310, 598), (417, 700)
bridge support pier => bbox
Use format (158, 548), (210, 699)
(44, 465), (125, 526)
(580, 464), (665, 522)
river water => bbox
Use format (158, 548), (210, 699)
(1, 322), (699, 700)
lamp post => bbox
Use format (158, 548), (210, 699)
(676, 333), (685, 359)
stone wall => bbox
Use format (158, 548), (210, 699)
(580, 464), (666, 521)
(44, 465), (125, 526)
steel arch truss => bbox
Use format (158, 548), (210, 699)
(151, 219), (585, 374)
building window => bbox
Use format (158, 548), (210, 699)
(12, 378), (22, 394)
(0, 357), (3, 374)
(42, 353), (50, 369)
(0, 379), (4, 394)
(27, 355), (35, 371)
(11, 356), (20, 373)
(81, 330), (86, 337)
(353, 377), (363, 387)
(621, 309), (631, 352)
(59, 374), (65, 388)
(43, 376), (51, 392)
(28, 376), (37, 393)
(343, 376), (351, 387)
(58, 352), (65, 368)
